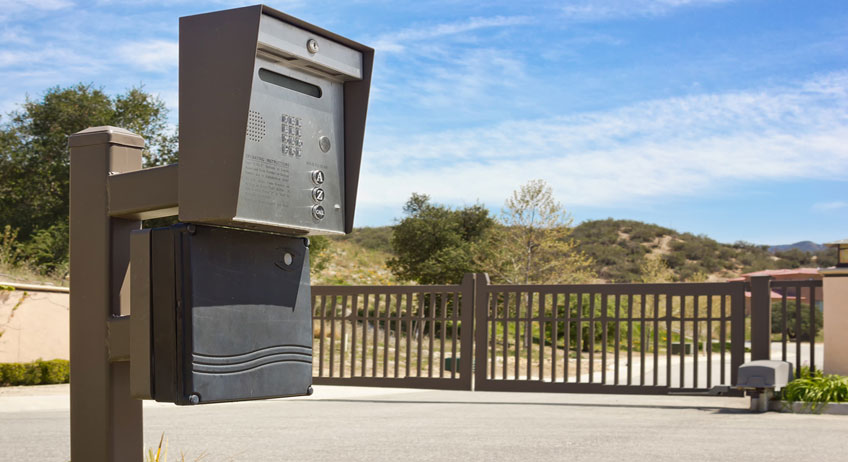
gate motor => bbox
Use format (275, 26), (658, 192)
(129, 4), (373, 405)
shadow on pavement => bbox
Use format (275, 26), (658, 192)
(303, 398), (751, 414)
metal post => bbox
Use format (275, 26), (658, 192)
(750, 275), (772, 361)
(70, 126), (144, 462)
(472, 273), (491, 391)
(459, 273), (478, 390)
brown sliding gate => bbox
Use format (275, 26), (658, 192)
(473, 275), (746, 395)
(312, 274), (748, 395)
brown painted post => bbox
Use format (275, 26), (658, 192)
(749, 275), (772, 361)
(69, 126), (144, 462)
(729, 281), (746, 386)
(473, 273), (491, 390)
(458, 273), (478, 390)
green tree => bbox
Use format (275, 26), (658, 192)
(477, 179), (594, 284)
(387, 193), (494, 284)
(639, 254), (675, 283)
(0, 83), (177, 273)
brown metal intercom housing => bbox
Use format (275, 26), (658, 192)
(179, 4), (374, 235)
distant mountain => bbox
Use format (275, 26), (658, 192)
(769, 241), (826, 253)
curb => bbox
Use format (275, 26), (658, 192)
(769, 400), (848, 415)
(0, 281), (69, 293)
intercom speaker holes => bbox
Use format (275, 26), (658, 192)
(246, 110), (266, 142)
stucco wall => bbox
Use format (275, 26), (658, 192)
(823, 272), (848, 375)
(0, 289), (69, 363)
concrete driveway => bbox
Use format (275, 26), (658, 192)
(1, 384), (846, 461)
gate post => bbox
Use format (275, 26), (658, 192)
(472, 273), (491, 390)
(69, 126), (144, 461)
(730, 281), (746, 386)
(458, 273), (477, 390)
(750, 275), (772, 361)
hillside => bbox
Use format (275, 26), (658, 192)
(321, 220), (836, 284)
(571, 219), (835, 282)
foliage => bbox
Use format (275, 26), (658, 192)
(145, 432), (207, 462)
(388, 193), (494, 284)
(573, 219), (835, 282)
(639, 254), (675, 283)
(333, 226), (394, 254)
(782, 367), (848, 409)
(0, 225), (22, 267)
(0, 83), (177, 276)
(0, 359), (70, 386)
(309, 235), (331, 274)
(476, 180), (594, 284)
(542, 294), (626, 351)
(771, 300), (822, 341)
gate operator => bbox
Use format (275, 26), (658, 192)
(129, 4), (373, 405)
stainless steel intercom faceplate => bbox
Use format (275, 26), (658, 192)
(179, 5), (373, 235)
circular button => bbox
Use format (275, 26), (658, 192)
(306, 39), (319, 54)
(319, 136), (331, 152)
(312, 188), (325, 202)
(312, 205), (325, 220)
(311, 170), (325, 185)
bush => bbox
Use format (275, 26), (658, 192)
(0, 359), (70, 386)
(771, 300), (822, 341)
(782, 368), (848, 407)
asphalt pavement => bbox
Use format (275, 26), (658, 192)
(1, 383), (846, 461)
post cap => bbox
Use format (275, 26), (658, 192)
(68, 126), (145, 149)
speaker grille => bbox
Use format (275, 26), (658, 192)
(247, 110), (266, 142)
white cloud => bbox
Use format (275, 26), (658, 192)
(0, 0), (73, 22)
(373, 16), (532, 53)
(358, 72), (848, 211)
(813, 201), (848, 212)
(116, 40), (178, 72)
(561, 0), (733, 21)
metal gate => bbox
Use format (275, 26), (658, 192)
(312, 274), (748, 395)
(472, 275), (746, 395)
(311, 275), (474, 390)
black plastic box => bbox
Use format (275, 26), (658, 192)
(149, 224), (313, 405)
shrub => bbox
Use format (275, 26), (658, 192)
(0, 359), (70, 386)
(782, 367), (848, 410)
(771, 300), (822, 340)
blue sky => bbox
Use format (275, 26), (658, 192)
(1, 0), (846, 245)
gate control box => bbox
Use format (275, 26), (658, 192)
(137, 224), (313, 405)
(178, 4), (373, 236)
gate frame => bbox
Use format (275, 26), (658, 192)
(311, 273), (476, 390)
(470, 275), (745, 395)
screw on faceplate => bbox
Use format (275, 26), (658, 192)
(306, 39), (319, 54)
(188, 394), (200, 405)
